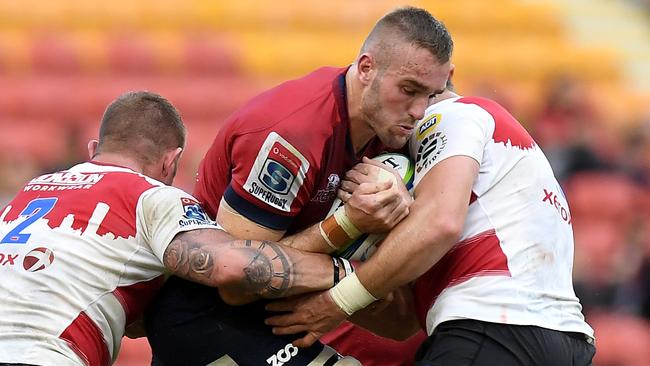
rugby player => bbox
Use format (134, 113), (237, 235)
(145, 6), (453, 366)
(267, 88), (597, 366)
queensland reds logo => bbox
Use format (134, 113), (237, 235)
(23, 247), (55, 272)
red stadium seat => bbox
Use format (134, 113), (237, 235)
(31, 33), (81, 75)
(572, 219), (626, 284)
(107, 34), (157, 75)
(564, 172), (640, 226)
(0, 119), (69, 166)
(588, 312), (650, 366)
(183, 34), (242, 76)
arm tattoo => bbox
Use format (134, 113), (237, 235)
(164, 233), (215, 281)
(164, 232), (294, 298)
(242, 240), (292, 298)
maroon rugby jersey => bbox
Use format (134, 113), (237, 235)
(194, 66), (386, 234)
(193, 66), (423, 364)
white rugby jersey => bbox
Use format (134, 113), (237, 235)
(409, 96), (594, 339)
(0, 162), (217, 366)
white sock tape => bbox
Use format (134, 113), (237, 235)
(329, 272), (377, 316)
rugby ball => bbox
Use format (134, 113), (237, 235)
(327, 153), (414, 261)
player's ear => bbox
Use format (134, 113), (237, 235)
(161, 147), (183, 182)
(87, 140), (99, 160)
(356, 53), (375, 86)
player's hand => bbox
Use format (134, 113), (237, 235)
(343, 181), (408, 233)
(338, 157), (390, 202)
(265, 290), (347, 348)
(343, 182), (411, 234)
(338, 157), (412, 207)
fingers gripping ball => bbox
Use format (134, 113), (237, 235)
(327, 153), (414, 261)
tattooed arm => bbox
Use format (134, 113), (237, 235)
(163, 228), (340, 304)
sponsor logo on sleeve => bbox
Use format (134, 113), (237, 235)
(179, 197), (212, 227)
(415, 131), (447, 173)
(416, 113), (441, 141)
(244, 132), (309, 212)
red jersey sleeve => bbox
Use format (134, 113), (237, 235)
(223, 129), (314, 230)
(193, 66), (348, 232)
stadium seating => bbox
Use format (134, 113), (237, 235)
(1, 1), (649, 364)
(588, 312), (650, 366)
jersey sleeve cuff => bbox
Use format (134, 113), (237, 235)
(223, 185), (293, 231)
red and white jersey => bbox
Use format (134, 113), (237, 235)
(409, 96), (594, 339)
(0, 162), (216, 366)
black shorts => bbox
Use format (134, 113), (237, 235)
(414, 319), (595, 366)
(145, 276), (341, 366)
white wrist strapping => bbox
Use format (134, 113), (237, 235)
(319, 222), (339, 250)
(329, 272), (377, 316)
(333, 206), (362, 239)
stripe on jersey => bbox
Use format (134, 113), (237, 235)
(60, 311), (111, 366)
(113, 275), (165, 325)
(413, 229), (511, 326)
(457, 97), (536, 150)
(224, 185), (293, 230)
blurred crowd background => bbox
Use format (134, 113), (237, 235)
(1, 0), (649, 364)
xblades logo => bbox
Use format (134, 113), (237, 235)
(416, 132), (447, 173)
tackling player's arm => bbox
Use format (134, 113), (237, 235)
(142, 187), (344, 305)
(163, 228), (341, 304)
(357, 155), (478, 298)
(266, 155), (478, 347)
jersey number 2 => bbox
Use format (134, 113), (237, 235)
(1, 197), (57, 244)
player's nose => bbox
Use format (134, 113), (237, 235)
(408, 97), (428, 121)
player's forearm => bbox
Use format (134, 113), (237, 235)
(164, 229), (337, 300)
(357, 200), (461, 299)
(354, 157), (476, 300)
(280, 223), (335, 254)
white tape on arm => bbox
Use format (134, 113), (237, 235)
(329, 272), (377, 316)
(333, 206), (362, 239)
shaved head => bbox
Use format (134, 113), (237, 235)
(96, 91), (186, 165)
(361, 7), (453, 70)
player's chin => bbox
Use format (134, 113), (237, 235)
(383, 134), (410, 149)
